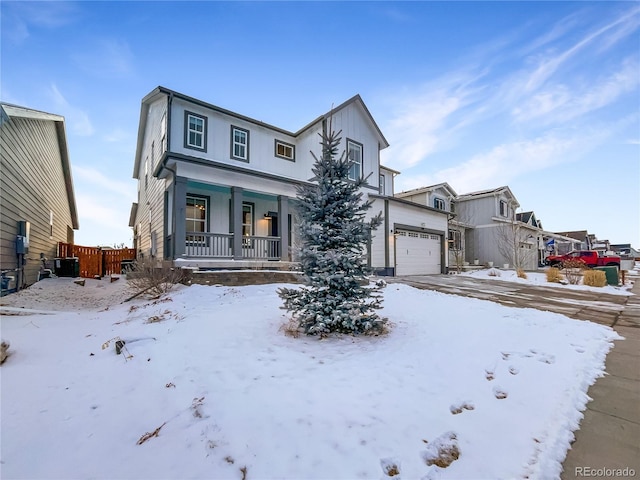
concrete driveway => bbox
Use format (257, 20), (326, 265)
(389, 274), (640, 479)
(388, 274), (639, 328)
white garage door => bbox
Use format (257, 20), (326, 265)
(396, 230), (441, 275)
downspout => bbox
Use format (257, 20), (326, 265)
(159, 92), (176, 260)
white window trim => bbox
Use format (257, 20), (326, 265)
(379, 174), (385, 195)
(231, 126), (249, 161)
(347, 139), (363, 181)
(185, 111), (207, 151)
(434, 197), (445, 210)
(186, 195), (208, 244)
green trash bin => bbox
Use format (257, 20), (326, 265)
(594, 266), (619, 286)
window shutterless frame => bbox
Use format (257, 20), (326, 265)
(230, 126), (250, 162)
(184, 111), (207, 151)
(346, 139), (363, 181)
(274, 140), (295, 161)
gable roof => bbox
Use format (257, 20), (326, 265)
(456, 186), (519, 207)
(0, 103), (79, 229)
(555, 230), (589, 241)
(396, 182), (458, 199)
(134, 87), (389, 177)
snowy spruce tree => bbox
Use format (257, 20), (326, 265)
(278, 121), (387, 336)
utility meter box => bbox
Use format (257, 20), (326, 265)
(17, 220), (30, 254)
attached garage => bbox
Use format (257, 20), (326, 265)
(395, 230), (442, 275)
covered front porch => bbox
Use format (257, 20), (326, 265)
(165, 178), (295, 264)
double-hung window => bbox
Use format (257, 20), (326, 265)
(379, 174), (385, 195)
(499, 200), (508, 217)
(185, 111), (207, 151)
(186, 195), (208, 243)
(434, 197), (445, 210)
(347, 139), (363, 181)
(231, 126), (249, 161)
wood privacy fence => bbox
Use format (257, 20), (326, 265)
(57, 243), (136, 278)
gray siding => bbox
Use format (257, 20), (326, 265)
(1, 117), (75, 286)
(133, 97), (168, 259)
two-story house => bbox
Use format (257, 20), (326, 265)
(129, 87), (450, 277)
(454, 186), (541, 270)
(0, 103), (79, 292)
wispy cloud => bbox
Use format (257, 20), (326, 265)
(49, 84), (94, 136)
(381, 3), (639, 193)
(75, 192), (135, 241)
(103, 128), (130, 143)
(71, 39), (135, 78)
(519, 6), (640, 93)
(73, 166), (136, 200)
(512, 56), (639, 124)
(1, 2), (78, 44)
(396, 118), (628, 195)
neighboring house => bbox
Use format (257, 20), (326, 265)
(541, 232), (582, 259)
(610, 244), (639, 258)
(454, 186), (540, 270)
(554, 230), (591, 250)
(129, 87), (449, 276)
(395, 183), (461, 270)
(0, 103), (79, 291)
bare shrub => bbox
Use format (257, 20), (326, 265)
(279, 318), (302, 338)
(127, 258), (186, 299)
(546, 267), (563, 283)
(583, 270), (607, 287)
(516, 268), (527, 279)
(487, 268), (501, 277)
(562, 259), (586, 285)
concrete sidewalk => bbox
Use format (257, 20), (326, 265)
(561, 275), (640, 479)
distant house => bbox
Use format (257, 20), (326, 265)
(130, 87), (449, 276)
(452, 186), (541, 270)
(0, 103), (79, 291)
(395, 183), (460, 269)
(554, 230), (591, 250)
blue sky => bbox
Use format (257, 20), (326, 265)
(2, 1), (639, 248)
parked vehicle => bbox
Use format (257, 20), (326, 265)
(545, 250), (621, 268)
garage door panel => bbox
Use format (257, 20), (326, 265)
(396, 231), (441, 275)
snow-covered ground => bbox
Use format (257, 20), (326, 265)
(0, 275), (624, 479)
(459, 267), (634, 296)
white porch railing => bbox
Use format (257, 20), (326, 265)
(185, 232), (281, 260)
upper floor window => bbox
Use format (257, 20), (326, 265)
(184, 111), (207, 151)
(231, 126), (249, 162)
(499, 200), (508, 217)
(347, 139), (363, 181)
(160, 113), (167, 154)
(379, 174), (385, 195)
(275, 140), (295, 161)
(434, 197), (445, 210)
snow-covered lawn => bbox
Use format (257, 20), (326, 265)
(0, 277), (622, 479)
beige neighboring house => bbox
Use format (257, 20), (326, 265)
(0, 103), (79, 292)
